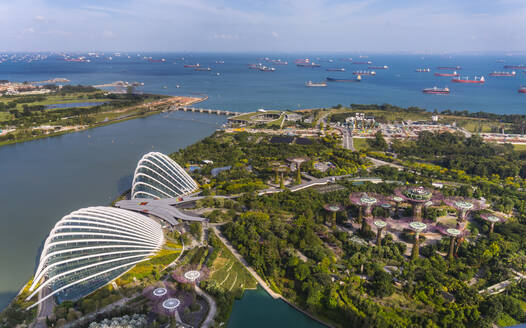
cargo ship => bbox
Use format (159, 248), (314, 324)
(353, 70), (376, 76)
(184, 63), (200, 68)
(326, 76), (362, 82)
(416, 68), (431, 72)
(305, 81), (327, 87)
(297, 62), (321, 67)
(489, 71), (516, 77)
(452, 76), (485, 83)
(435, 71), (459, 77)
(437, 66), (461, 70)
(271, 60), (288, 65)
(422, 87), (450, 94)
(352, 61), (372, 65)
(326, 68), (346, 72)
(258, 66), (276, 72)
(519, 86), (526, 93)
(369, 65), (389, 69)
(248, 64), (260, 69)
(195, 67), (212, 71)
(504, 65), (526, 69)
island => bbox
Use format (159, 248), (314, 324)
(1, 103), (526, 328)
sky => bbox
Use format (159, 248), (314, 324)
(0, 0), (525, 53)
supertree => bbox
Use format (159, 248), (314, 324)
(288, 157), (308, 185)
(409, 221), (427, 260)
(392, 196), (404, 218)
(444, 197), (486, 223)
(373, 220), (388, 245)
(270, 161), (281, 185)
(323, 204), (343, 226)
(276, 165), (289, 189)
(349, 192), (385, 233)
(445, 228), (461, 260)
(480, 213), (506, 234)
(395, 186), (443, 221)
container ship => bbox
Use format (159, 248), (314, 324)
(326, 68), (346, 72)
(422, 87), (450, 94)
(369, 65), (389, 69)
(489, 71), (516, 77)
(353, 70), (376, 76)
(504, 65), (526, 69)
(184, 64), (200, 68)
(437, 66), (461, 70)
(326, 76), (362, 82)
(195, 67), (212, 71)
(416, 68), (431, 72)
(452, 76), (485, 83)
(435, 71), (459, 77)
(305, 81), (327, 87)
(271, 60), (288, 65)
(519, 86), (526, 94)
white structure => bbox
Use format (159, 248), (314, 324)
(131, 152), (198, 199)
(27, 207), (163, 308)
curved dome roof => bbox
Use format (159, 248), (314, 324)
(131, 152), (198, 199)
(27, 207), (163, 308)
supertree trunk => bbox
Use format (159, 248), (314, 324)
(411, 233), (420, 260)
(448, 237), (455, 260)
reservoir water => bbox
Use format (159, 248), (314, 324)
(0, 111), (225, 310)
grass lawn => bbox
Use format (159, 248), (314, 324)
(208, 233), (257, 296)
(513, 144), (526, 151)
(353, 138), (369, 151)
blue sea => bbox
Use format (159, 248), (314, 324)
(1, 53), (526, 114)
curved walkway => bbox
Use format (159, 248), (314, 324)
(195, 285), (217, 328)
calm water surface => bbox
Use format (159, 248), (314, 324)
(0, 111), (225, 309)
(228, 288), (325, 328)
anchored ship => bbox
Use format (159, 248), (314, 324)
(489, 71), (516, 77)
(435, 71), (459, 77)
(184, 64), (200, 68)
(416, 68), (431, 72)
(326, 68), (346, 72)
(305, 81), (327, 87)
(195, 67), (212, 71)
(258, 66), (276, 72)
(352, 61), (372, 65)
(519, 86), (526, 94)
(326, 76), (362, 82)
(353, 70), (376, 76)
(437, 66), (461, 70)
(422, 87), (450, 94)
(369, 65), (389, 69)
(504, 65), (526, 69)
(297, 62), (321, 67)
(452, 76), (485, 83)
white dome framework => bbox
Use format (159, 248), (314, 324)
(27, 207), (164, 308)
(131, 152), (198, 200)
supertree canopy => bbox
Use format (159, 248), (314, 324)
(444, 197), (486, 222)
(480, 213), (506, 234)
(323, 204), (343, 226)
(373, 220), (388, 245)
(349, 192), (384, 218)
(395, 186), (443, 221)
(409, 221), (427, 260)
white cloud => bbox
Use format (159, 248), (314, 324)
(213, 33), (239, 40)
(271, 31), (279, 39)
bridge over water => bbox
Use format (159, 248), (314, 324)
(168, 105), (241, 116)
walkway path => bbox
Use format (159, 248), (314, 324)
(479, 269), (526, 295)
(195, 285), (217, 328)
